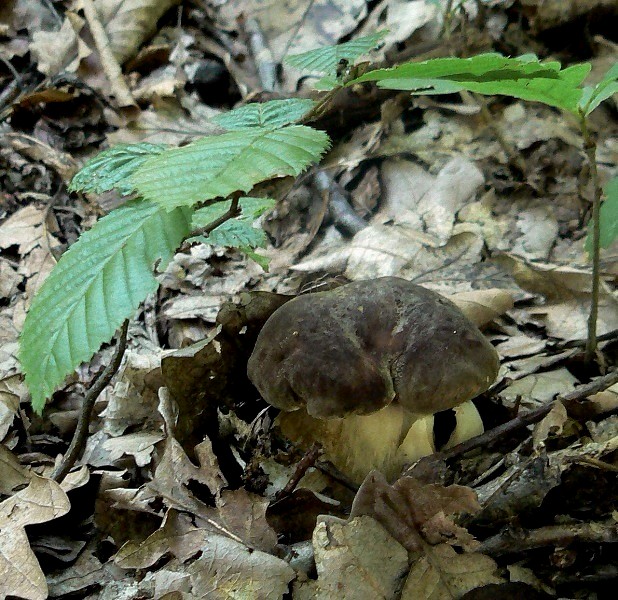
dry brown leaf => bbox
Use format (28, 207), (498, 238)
(295, 515), (409, 600)
(497, 254), (618, 341)
(400, 543), (502, 599)
(449, 289), (514, 328)
(532, 402), (568, 449)
(0, 526), (49, 600)
(0, 475), (71, 600)
(93, 0), (181, 65)
(499, 367), (579, 410)
(351, 472), (481, 553)
(30, 11), (90, 76)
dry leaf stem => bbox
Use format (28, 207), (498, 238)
(52, 319), (129, 483)
(417, 369), (618, 467)
(480, 519), (618, 556)
(581, 115), (602, 363)
(81, 0), (137, 111)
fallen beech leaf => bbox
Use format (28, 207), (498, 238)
(449, 288), (515, 328)
(401, 543), (502, 599)
(296, 515), (409, 600)
(351, 472), (481, 552)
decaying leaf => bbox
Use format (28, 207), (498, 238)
(351, 472), (481, 552)
(295, 515), (409, 600)
(0, 475), (71, 600)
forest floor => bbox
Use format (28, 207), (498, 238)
(1, 1), (617, 599)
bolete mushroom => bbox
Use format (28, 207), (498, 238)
(247, 277), (499, 483)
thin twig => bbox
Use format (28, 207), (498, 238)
(52, 320), (129, 483)
(580, 114), (602, 363)
(415, 369), (618, 466)
(275, 442), (323, 500)
(480, 519), (618, 556)
(81, 0), (137, 111)
(179, 192), (242, 253)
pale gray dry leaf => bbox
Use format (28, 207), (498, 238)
(0, 257), (22, 300)
(511, 205), (559, 261)
(379, 156), (485, 247)
(400, 543), (502, 599)
(0, 475), (71, 600)
(295, 515), (409, 600)
(499, 367), (579, 411)
(187, 534), (295, 600)
(0, 204), (48, 255)
(357, 0), (440, 61)
(100, 350), (163, 436)
(497, 254), (618, 341)
(30, 11), (90, 76)
(0, 526), (48, 600)
(494, 335), (547, 359)
(102, 431), (166, 467)
(502, 103), (582, 150)
(92, 0), (181, 65)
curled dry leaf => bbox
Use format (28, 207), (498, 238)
(351, 472), (481, 553)
(449, 288), (515, 329)
(295, 515), (409, 600)
(0, 475), (71, 600)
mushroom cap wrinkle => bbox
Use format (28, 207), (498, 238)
(247, 277), (500, 482)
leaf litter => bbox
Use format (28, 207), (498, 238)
(0, 0), (617, 599)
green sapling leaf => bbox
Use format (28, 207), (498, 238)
(20, 200), (192, 412)
(129, 126), (330, 209)
(69, 143), (167, 195)
(212, 99), (316, 129)
(586, 175), (618, 252)
(285, 30), (387, 75)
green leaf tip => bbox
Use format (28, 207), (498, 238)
(285, 30), (388, 74)
(20, 200), (192, 413)
(586, 175), (618, 253)
(350, 53), (590, 113)
(130, 126), (330, 209)
(212, 99), (316, 130)
(69, 143), (167, 195)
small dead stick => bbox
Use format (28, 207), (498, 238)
(480, 519), (618, 557)
(81, 0), (137, 112)
(178, 193), (242, 253)
(275, 442), (323, 500)
(409, 369), (618, 470)
(52, 320), (129, 483)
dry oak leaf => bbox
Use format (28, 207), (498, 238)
(351, 472), (482, 552)
(0, 475), (71, 600)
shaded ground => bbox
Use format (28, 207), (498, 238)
(1, 1), (617, 599)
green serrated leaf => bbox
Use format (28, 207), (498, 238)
(208, 220), (268, 249)
(350, 54), (590, 112)
(130, 126), (330, 209)
(190, 197), (273, 251)
(69, 144), (167, 195)
(586, 176), (618, 252)
(581, 63), (618, 115)
(239, 246), (270, 271)
(212, 99), (315, 129)
(285, 30), (387, 74)
(20, 200), (192, 412)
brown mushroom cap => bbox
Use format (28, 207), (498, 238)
(247, 277), (499, 421)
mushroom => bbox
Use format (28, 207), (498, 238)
(247, 277), (499, 483)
